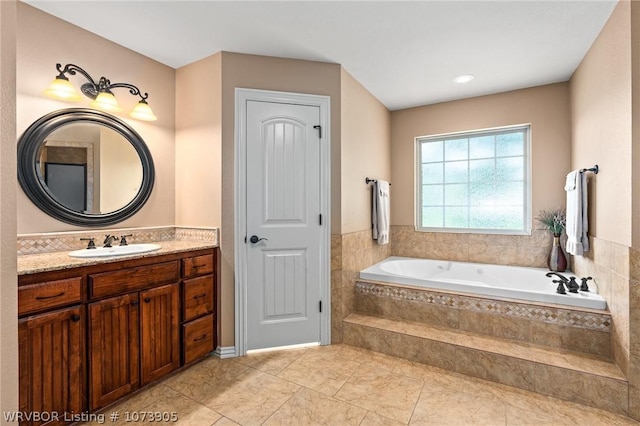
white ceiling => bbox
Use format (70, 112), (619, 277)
(23, 0), (618, 111)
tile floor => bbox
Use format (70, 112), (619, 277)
(94, 344), (639, 425)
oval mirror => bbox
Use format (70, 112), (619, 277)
(17, 108), (155, 226)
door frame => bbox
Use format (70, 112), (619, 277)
(234, 88), (331, 356)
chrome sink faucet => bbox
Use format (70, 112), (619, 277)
(103, 234), (118, 248)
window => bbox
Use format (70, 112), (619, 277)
(416, 125), (530, 234)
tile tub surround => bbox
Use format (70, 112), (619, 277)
(573, 237), (640, 421)
(332, 230), (391, 344)
(356, 281), (612, 357)
(390, 225), (553, 268)
(17, 226), (218, 255)
(343, 314), (629, 416)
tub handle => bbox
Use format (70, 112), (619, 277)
(553, 279), (566, 295)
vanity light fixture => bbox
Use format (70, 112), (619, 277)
(454, 74), (475, 84)
(43, 63), (157, 121)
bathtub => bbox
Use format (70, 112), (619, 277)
(360, 257), (607, 310)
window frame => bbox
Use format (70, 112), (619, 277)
(414, 124), (532, 235)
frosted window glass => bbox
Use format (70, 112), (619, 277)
(417, 125), (529, 233)
(496, 133), (524, 157)
(496, 157), (523, 181)
(444, 161), (467, 183)
(423, 185), (443, 206)
(469, 207), (522, 229)
(495, 181), (523, 205)
(421, 141), (443, 163)
(423, 207), (443, 227)
(445, 184), (468, 206)
(469, 159), (495, 182)
(445, 139), (468, 161)
(469, 182), (495, 206)
(469, 136), (495, 159)
(444, 207), (468, 228)
(422, 163), (443, 184)
(469, 207), (497, 228)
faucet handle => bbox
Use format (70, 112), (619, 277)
(80, 237), (96, 249)
(580, 276), (593, 292)
(553, 279), (566, 294)
(567, 277), (579, 293)
(120, 234), (133, 246)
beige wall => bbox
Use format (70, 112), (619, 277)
(570, 0), (632, 248)
(175, 53), (222, 228)
(570, 2), (639, 418)
(0, 0), (18, 417)
(16, 4), (176, 233)
(391, 83), (571, 228)
(340, 68), (391, 233)
(632, 1), (640, 251)
(218, 52), (342, 347)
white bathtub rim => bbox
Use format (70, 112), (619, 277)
(360, 256), (607, 311)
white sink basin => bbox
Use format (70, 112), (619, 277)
(68, 243), (161, 258)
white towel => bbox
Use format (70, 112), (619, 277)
(372, 180), (390, 245)
(565, 170), (589, 255)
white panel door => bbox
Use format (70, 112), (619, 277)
(246, 100), (322, 350)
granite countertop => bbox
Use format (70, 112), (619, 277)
(18, 240), (217, 275)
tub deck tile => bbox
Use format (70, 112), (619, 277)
(344, 313), (625, 381)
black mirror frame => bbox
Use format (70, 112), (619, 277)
(17, 108), (155, 227)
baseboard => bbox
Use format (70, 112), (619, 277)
(215, 346), (237, 359)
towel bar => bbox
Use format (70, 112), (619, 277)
(365, 177), (391, 186)
(580, 165), (599, 174)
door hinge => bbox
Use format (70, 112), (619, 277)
(313, 125), (322, 139)
(319, 301), (322, 313)
(319, 214), (322, 225)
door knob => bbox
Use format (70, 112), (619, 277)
(249, 235), (268, 244)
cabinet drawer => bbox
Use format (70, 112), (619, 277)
(19, 277), (82, 316)
(182, 254), (214, 279)
(182, 314), (214, 365)
(89, 261), (179, 299)
(183, 275), (214, 322)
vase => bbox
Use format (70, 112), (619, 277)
(547, 234), (567, 272)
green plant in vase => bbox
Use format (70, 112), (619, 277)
(536, 208), (567, 272)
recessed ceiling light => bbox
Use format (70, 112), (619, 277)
(454, 74), (475, 84)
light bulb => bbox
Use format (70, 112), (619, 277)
(129, 100), (157, 121)
(91, 92), (123, 113)
(43, 77), (82, 101)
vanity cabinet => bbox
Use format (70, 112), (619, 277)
(18, 247), (217, 422)
(88, 293), (140, 410)
(18, 276), (85, 426)
(19, 305), (84, 426)
(181, 254), (216, 365)
(87, 261), (181, 410)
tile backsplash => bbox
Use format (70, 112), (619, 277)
(18, 226), (218, 255)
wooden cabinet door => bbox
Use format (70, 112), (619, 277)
(139, 283), (179, 385)
(88, 293), (139, 411)
(19, 305), (84, 426)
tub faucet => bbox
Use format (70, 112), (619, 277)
(103, 234), (118, 248)
(545, 272), (568, 283)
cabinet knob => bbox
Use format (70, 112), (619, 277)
(131, 301), (139, 306)
(144, 297), (151, 303)
(71, 314), (81, 322)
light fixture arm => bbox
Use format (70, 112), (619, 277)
(56, 63), (99, 89)
(47, 62), (157, 121)
(54, 63), (149, 102)
(108, 82), (149, 102)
